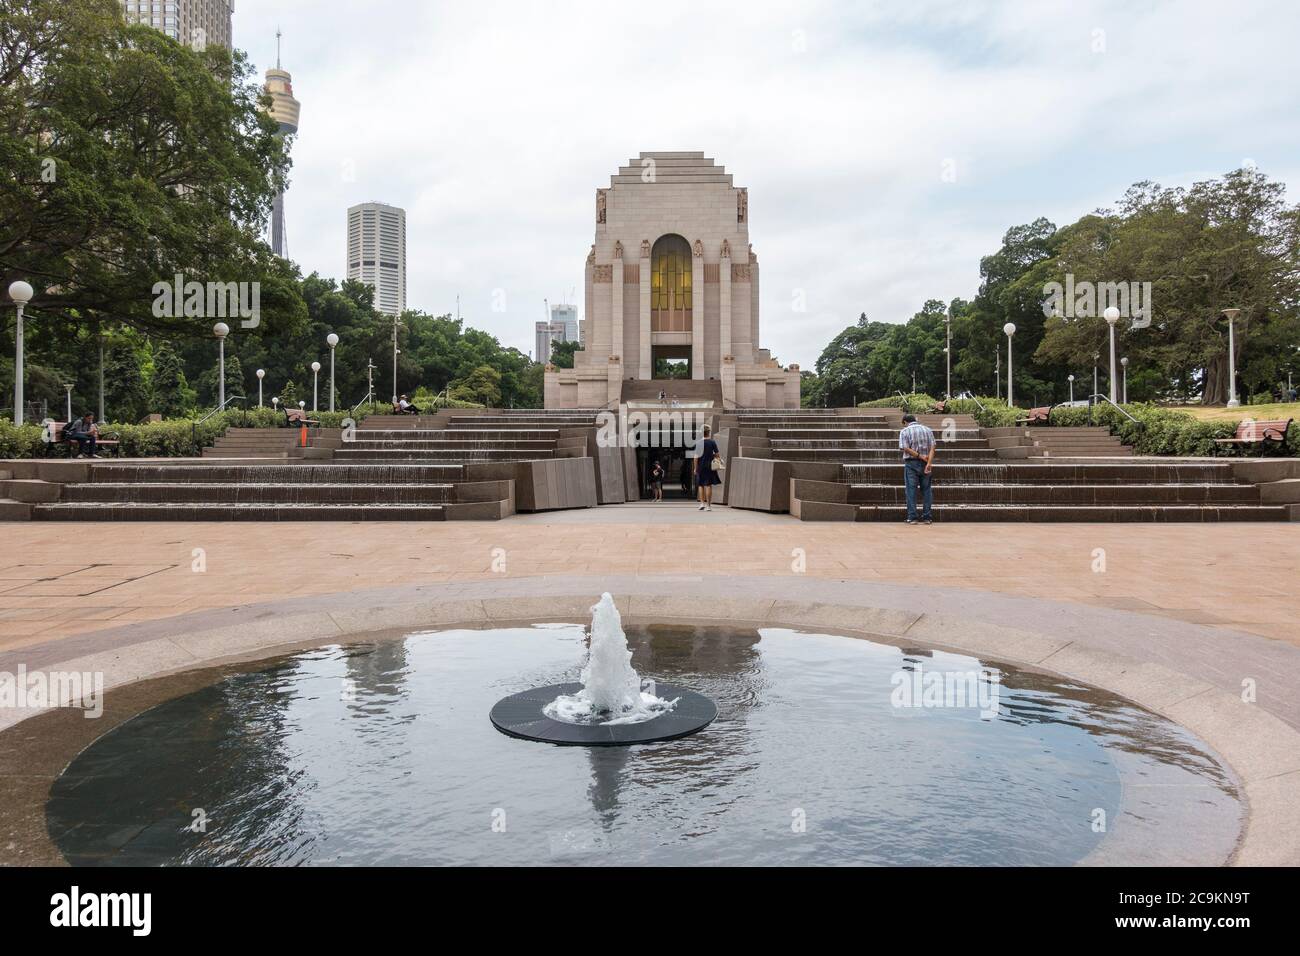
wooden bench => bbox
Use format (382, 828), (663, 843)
(281, 408), (321, 427)
(1213, 418), (1293, 455)
(44, 421), (119, 458)
(1015, 406), (1051, 426)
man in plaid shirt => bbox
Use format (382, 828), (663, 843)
(898, 414), (936, 524)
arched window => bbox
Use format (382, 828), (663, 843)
(650, 234), (692, 332)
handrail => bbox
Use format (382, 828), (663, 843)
(192, 394), (247, 446)
(1088, 393), (1142, 427)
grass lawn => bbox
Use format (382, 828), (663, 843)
(1166, 402), (1300, 423)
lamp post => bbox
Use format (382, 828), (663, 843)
(391, 315), (400, 403)
(1222, 308), (1241, 407)
(1068, 374), (1075, 404)
(1120, 356), (1129, 404)
(326, 333), (339, 412)
(944, 310), (952, 399)
(311, 361), (321, 412)
(255, 369), (265, 407)
(1003, 323), (1016, 407)
(63, 383), (74, 422)
(213, 322), (229, 408)
(8, 280), (33, 425)
(995, 347), (1000, 401)
(1103, 306), (1120, 403)
(272, 396), (279, 413)
(1092, 351), (1100, 399)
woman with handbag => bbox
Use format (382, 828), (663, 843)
(695, 425), (723, 511)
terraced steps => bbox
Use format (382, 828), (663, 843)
(854, 504), (1287, 522)
(33, 502), (450, 521)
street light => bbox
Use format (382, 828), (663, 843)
(1103, 306), (1120, 403)
(1222, 310), (1242, 408)
(256, 368), (265, 407)
(1120, 356), (1129, 404)
(1003, 323), (1016, 407)
(1092, 351), (1100, 399)
(63, 383), (74, 422)
(1067, 373), (1075, 404)
(311, 361), (321, 412)
(326, 333), (339, 412)
(391, 314), (400, 403)
(213, 322), (230, 408)
(272, 396), (280, 412)
(8, 280), (33, 425)
(944, 310), (952, 399)
(995, 347), (1000, 401)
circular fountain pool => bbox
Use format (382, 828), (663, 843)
(46, 622), (1241, 866)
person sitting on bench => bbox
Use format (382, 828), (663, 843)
(66, 413), (102, 458)
(397, 394), (421, 415)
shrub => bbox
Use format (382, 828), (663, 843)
(1046, 402), (1239, 456)
(0, 421), (47, 459)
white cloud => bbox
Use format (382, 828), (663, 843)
(236, 0), (1300, 368)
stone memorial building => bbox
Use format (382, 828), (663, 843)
(544, 151), (800, 409)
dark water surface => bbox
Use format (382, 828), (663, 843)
(48, 624), (1240, 865)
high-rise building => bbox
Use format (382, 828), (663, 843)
(535, 304), (579, 363)
(347, 202), (407, 317)
(263, 31), (300, 258)
(119, 0), (234, 50)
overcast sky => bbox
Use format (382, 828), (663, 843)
(234, 0), (1300, 369)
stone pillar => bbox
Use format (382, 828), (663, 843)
(720, 247), (733, 406)
(639, 241), (652, 380)
(720, 245), (732, 363)
(691, 241), (704, 379)
(611, 255), (624, 384)
(607, 355), (621, 406)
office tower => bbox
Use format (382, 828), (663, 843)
(263, 31), (300, 257)
(535, 304), (579, 363)
(347, 202), (407, 316)
(119, 0), (234, 50)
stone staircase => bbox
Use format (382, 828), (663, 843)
(723, 407), (1292, 522)
(621, 379), (722, 405)
(333, 410), (601, 463)
(724, 409), (997, 464)
(203, 427), (336, 459)
(839, 460), (1285, 521)
(985, 425), (1132, 458)
(20, 463), (514, 521)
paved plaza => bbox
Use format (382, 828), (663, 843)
(3, 508), (1296, 651)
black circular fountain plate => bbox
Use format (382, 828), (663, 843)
(490, 682), (717, 746)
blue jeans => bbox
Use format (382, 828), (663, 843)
(903, 459), (932, 521)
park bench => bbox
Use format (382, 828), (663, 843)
(1212, 418), (1293, 456)
(43, 421), (119, 458)
(1015, 406), (1052, 426)
(281, 407), (321, 427)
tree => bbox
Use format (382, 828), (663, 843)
(449, 365), (502, 407)
(550, 339), (581, 368)
(0, 0), (307, 344)
(149, 342), (195, 417)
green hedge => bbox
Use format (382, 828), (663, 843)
(857, 394), (1027, 428)
(0, 422), (46, 459)
(1046, 403), (1242, 456)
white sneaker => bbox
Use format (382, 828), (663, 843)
(706, 505), (712, 511)
(698, 503), (706, 510)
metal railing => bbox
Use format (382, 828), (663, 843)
(192, 395), (248, 446)
(1088, 393), (1142, 427)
